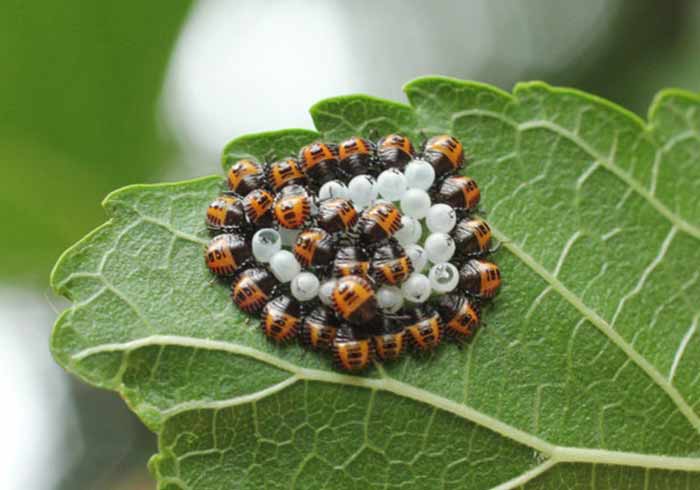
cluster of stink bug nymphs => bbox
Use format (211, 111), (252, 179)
(204, 133), (501, 372)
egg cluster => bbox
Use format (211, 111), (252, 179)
(204, 134), (501, 372)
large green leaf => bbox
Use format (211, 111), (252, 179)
(50, 77), (700, 489)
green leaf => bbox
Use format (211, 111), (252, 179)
(51, 77), (700, 489)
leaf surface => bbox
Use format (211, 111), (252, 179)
(51, 77), (700, 489)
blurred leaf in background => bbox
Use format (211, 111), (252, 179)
(0, 0), (192, 285)
(0, 2), (192, 489)
(1, 0), (699, 489)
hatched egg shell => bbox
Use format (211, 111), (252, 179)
(394, 216), (421, 246)
(405, 244), (428, 272)
(377, 286), (404, 313)
(252, 228), (282, 263)
(291, 272), (320, 301)
(428, 262), (459, 293)
(400, 273), (432, 303)
(269, 250), (301, 283)
(319, 180), (348, 200)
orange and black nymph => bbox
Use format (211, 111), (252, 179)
(337, 136), (376, 177)
(267, 158), (307, 191)
(436, 175), (480, 211)
(261, 295), (303, 343)
(298, 142), (339, 184)
(300, 305), (339, 351)
(293, 228), (335, 270)
(404, 305), (442, 351)
(458, 259), (501, 298)
(243, 188), (275, 228)
(227, 159), (265, 196)
(332, 326), (374, 372)
(437, 294), (480, 342)
(357, 202), (402, 241)
(231, 267), (278, 315)
(331, 275), (377, 325)
(273, 185), (312, 229)
(376, 134), (415, 170)
(333, 245), (370, 278)
(422, 134), (465, 176)
(204, 233), (251, 277)
(205, 192), (247, 234)
(452, 218), (492, 257)
(371, 240), (413, 285)
(317, 198), (358, 233)
(371, 317), (406, 362)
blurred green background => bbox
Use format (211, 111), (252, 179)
(1, 0), (698, 488)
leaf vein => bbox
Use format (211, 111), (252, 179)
(70, 335), (700, 472)
(489, 224), (700, 434)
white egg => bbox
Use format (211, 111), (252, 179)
(269, 250), (301, 283)
(404, 159), (435, 190)
(375, 169), (407, 201)
(251, 228), (282, 263)
(426, 204), (457, 233)
(428, 262), (459, 293)
(405, 244), (428, 272)
(394, 216), (421, 246)
(318, 279), (337, 307)
(400, 188), (431, 219)
(424, 232), (456, 264)
(347, 174), (378, 209)
(291, 272), (320, 301)
(318, 180), (348, 200)
(376, 286), (404, 313)
(401, 273), (432, 303)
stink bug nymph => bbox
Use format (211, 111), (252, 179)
(204, 233), (251, 277)
(273, 185), (312, 229)
(317, 198), (359, 233)
(332, 275), (378, 325)
(243, 189), (275, 228)
(376, 134), (415, 170)
(436, 176), (480, 211)
(458, 259), (501, 298)
(422, 134), (465, 176)
(293, 227), (335, 270)
(267, 158), (307, 191)
(333, 326), (374, 372)
(231, 267), (278, 315)
(301, 305), (339, 351)
(357, 202), (402, 241)
(261, 295), (303, 343)
(404, 305), (442, 351)
(338, 136), (376, 177)
(437, 294), (480, 342)
(205, 193), (247, 234)
(371, 240), (413, 285)
(227, 159), (265, 196)
(298, 142), (339, 184)
(452, 218), (492, 257)
(333, 245), (370, 278)
(371, 316), (406, 361)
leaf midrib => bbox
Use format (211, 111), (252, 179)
(71, 334), (700, 473)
